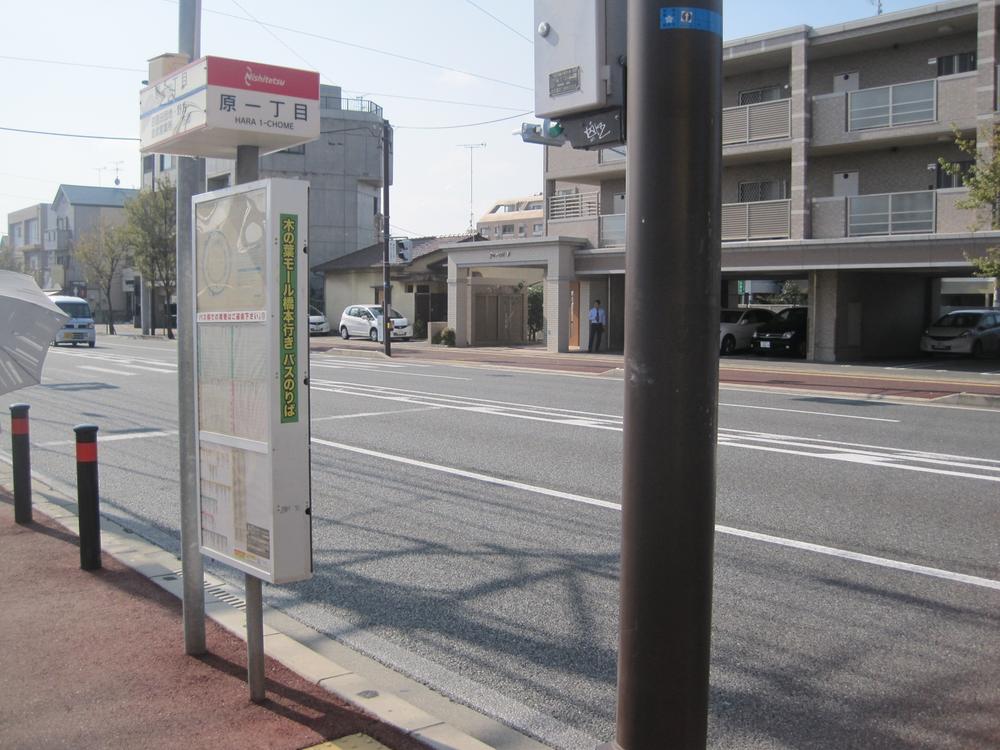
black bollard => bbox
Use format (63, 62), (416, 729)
(10, 404), (32, 525)
(74, 425), (101, 571)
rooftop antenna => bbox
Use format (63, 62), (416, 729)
(94, 166), (107, 187)
(458, 142), (486, 233)
(869, 0), (883, 14)
(110, 160), (125, 186)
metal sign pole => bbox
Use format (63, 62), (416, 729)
(382, 120), (392, 357)
(177, 0), (206, 658)
(234, 144), (267, 703)
(614, 1), (722, 748)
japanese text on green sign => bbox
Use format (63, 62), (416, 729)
(279, 213), (298, 423)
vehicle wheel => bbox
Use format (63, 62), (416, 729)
(88, 341), (95, 348)
(972, 340), (984, 359)
(720, 335), (735, 356)
(340, 326), (349, 339)
(369, 328), (379, 342)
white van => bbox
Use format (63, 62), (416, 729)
(49, 295), (96, 347)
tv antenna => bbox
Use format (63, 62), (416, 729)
(458, 143), (486, 233)
(869, 0), (883, 14)
(110, 160), (125, 186)
(94, 166), (107, 187)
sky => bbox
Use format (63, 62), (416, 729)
(1, 0), (948, 239)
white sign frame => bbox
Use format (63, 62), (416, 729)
(192, 178), (312, 584)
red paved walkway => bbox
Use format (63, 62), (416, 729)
(0, 498), (427, 750)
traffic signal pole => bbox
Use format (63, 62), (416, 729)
(613, 2), (722, 748)
(382, 120), (392, 357)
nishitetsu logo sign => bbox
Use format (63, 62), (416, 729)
(140, 56), (320, 158)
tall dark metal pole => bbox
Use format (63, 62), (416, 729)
(614, 2), (722, 748)
(382, 119), (392, 357)
(177, 0), (206, 657)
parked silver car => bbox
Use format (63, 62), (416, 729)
(920, 309), (1000, 357)
(719, 308), (774, 355)
(339, 305), (412, 341)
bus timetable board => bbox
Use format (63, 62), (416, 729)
(192, 178), (312, 584)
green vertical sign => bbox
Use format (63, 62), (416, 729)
(279, 213), (298, 423)
(737, 280), (745, 295)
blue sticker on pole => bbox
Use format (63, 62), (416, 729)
(660, 7), (722, 35)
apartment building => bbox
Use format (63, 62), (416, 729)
(476, 195), (545, 241)
(446, 0), (1000, 358)
(7, 203), (53, 286)
(143, 84), (388, 313)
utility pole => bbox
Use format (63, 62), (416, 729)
(458, 142), (486, 233)
(382, 121), (393, 357)
(177, 0), (206, 657)
(613, 2), (722, 749)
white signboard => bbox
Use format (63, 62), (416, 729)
(141, 56), (321, 158)
(192, 178), (312, 584)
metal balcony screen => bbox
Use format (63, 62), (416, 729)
(722, 99), (791, 144)
(599, 214), (626, 246)
(547, 192), (599, 220)
(848, 191), (935, 236)
(848, 80), (935, 131)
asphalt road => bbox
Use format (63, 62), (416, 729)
(6, 335), (999, 749)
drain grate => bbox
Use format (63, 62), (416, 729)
(171, 569), (247, 610)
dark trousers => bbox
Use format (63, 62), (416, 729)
(588, 323), (604, 352)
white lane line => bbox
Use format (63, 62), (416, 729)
(311, 363), (470, 381)
(311, 437), (622, 511)
(78, 365), (134, 377)
(716, 525), (1000, 592)
(720, 402), (900, 423)
(38, 430), (178, 447)
(311, 406), (441, 422)
(117, 364), (176, 374)
(310, 437), (1000, 592)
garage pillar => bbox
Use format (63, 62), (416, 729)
(447, 261), (470, 347)
(544, 274), (571, 353)
(809, 270), (839, 362)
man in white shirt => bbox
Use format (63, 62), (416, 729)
(587, 299), (607, 353)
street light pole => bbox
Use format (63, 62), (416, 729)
(382, 120), (392, 357)
(613, 2), (722, 748)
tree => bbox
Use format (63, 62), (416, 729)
(125, 178), (176, 336)
(776, 280), (806, 306)
(527, 283), (544, 341)
(0, 244), (20, 272)
(75, 218), (131, 334)
(940, 125), (1000, 307)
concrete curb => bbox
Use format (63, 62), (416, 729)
(1, 464), (496, 750)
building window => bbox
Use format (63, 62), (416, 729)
(738, 85), (784, 105)
(159, 154), (174, 170)
(142, 154), (155, 174)
(517, 224), (526, 236)
(501, 224), (515, 236)
(937, 51), (976, 76)
(738, 180), (786, 202)
(532, 223), (543, 236)
(936, 160), (973, 189)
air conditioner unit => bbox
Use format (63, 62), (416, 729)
(392, 238), (412, 264)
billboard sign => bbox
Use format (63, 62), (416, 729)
(141, 56), (321, 158)
(192, 178), (311, 584)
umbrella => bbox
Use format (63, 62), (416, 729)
(0, 271), (69, 396)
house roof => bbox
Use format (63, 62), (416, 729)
(314, 233), (485, 273)
(54, 185), (139, 208)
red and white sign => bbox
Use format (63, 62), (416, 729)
(140, 56), (320, 158)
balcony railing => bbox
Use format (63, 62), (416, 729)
(319, 95), (383, 118)
(847, 190), (935, 236)
(599, 213), (626, 247)
(848, 79), (936, 131)
(547, 190), (599, 220)
(721, 199), (791, 241)
(43, 228), (72, 252)
(722, 99), (791, 145)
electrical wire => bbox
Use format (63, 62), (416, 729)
(159, 0), (532, 91)
(463, 0), (532, 43)
(0, 126), (139, 141)
(0, 54), (145, 73)
(394, 112), (531, 130)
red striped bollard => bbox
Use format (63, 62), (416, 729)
(74, 425), (101, 571)
(9, 404), (32, 525)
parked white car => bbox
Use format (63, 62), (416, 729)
(920, 309), (1000, 357)
(719, 308), (774, 355)
(309, 306), (331, 335)
(339, 305), (412, 341)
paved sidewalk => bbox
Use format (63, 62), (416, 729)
(0, 496), (434, 750)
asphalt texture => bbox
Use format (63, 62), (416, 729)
(5, 334), (999, 749)
(0, 499), (428, 750)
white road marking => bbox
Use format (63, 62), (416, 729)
(311, 362), (470, 381)
(38, 430), (178, 447)
(78, 365), (134, 377)
(311, 406), (441, 422)
(310, 438), (1000, 592)
(720, 402), (900, 423)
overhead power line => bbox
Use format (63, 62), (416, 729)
(0, 126), (139, 141)
(0, 54), (145, 73)
(160, 0), (532, 91)
(394, 112), (531, 130)
(463, 0), (532, 43)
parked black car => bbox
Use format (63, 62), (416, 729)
(750, 306), (808, 357)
